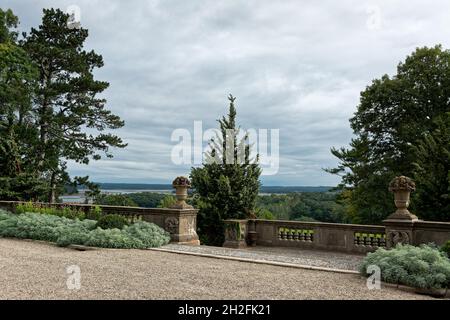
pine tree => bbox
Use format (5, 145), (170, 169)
(21, 8), (126, 202)
(190, 95), (261, 245)
(0, 8), (46, 200)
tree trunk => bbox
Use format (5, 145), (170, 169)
(48, 171), (56, 203)
(38, 63), (51, 171)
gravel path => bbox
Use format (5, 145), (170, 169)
(0, 238), (435, 300)
(161, 244), (364, 271)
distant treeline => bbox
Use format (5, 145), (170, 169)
(95, 190), (346, 223)
(79, 183), (333, 194)
(256, 192), (347, 223)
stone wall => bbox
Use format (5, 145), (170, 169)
(223, 218), (450, 253)
(0, 201), (200, 245)
(413, 221), (450, 245)
(224, 219), (386, 254)
(224, 176), (450, 253)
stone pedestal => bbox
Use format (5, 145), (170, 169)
(384, 176), (419, 248)
(142, 208), (200, 245)
(223, 219), (248, 248)
(383, 219), (414, 249)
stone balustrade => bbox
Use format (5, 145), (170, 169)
(224, 219), (387, 253)
(224, 176), (450, 253)
(1, 176), (449, 254)
(224, 217), (450, 253)
(0, 201), (200, 245)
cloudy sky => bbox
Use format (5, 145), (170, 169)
(4, 1), (450, 185)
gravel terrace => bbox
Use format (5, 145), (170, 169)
(160, 244), (364, 271)
(0, 238), (436, 300)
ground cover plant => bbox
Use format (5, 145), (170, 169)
(442, 240), (450, 258)
(0, 209), (170, 249)
(360, 244), (450, 290)
(15, 202), (86, 220)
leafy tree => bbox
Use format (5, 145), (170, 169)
(0, 8), (18, 42)
(327, 45), (450, 223)
(255, 208), (275, 220)
(158, 195), (176, 208)
(256, 192), (347, 222)
(190, 95), (261, 245)
(126, 192), (167, 208)
(294, 216), (317, 222)
(73, 176), (101, 204)
(412, 113), (450, 221)
(96, 194), (138, 207)
(20, 8), (126, 202)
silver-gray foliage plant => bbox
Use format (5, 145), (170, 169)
(0, 210), (170, 249)
(359, 243), (450, 289)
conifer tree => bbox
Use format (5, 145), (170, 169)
(21, 8), (126, 202)
(190, 95), (261, 245)
(0, 8), (46, 200)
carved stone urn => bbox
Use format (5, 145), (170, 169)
(387, 176), (418, 220)
(171, 176), (193, 209)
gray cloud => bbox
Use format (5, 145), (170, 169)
(5, 0), (450, 185)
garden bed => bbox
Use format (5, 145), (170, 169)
(0, 209), (170, 249)
(360, 244), (450, 298)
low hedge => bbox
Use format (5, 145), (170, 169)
(359, 244), (450, 290)
(442, 240), (450, 258)
(15, 202), (86, 220)
(0, 210), (170, 249)
(96, 214), (129, 230)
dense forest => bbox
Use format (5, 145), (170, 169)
(256, 192), (347, 223)
(96, 192), (168, 208)
(78, 183), (332, 194)
(94, 191), (347, 223)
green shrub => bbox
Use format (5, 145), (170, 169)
(15, 202), (35, 214)
(124, 221), (172, 248)
(0, 210), (95, 242)
(360, 244), (450, 289)
(158, 195), (176, 208)
(96, 214), (129, 230)
(84, 228), (139, 249)
(255, 208), (275, 220)
(0, 209), (170, 249)
(56, 231), (90, 247)
(442, 240), (450, 258)
(15, 202), (85, 220)
(86, 205), (102, 220)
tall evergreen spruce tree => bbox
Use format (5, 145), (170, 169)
(190, 95), (261, 245)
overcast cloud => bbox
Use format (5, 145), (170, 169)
(4, 0), (450, 185)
